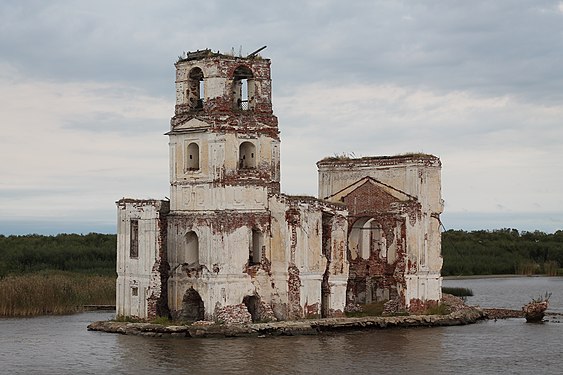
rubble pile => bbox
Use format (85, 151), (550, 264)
(522, 292), (550, 323)
(214, 304), (252, 325)
(257, 301), (278, 322)
(523, 300), (549, 323)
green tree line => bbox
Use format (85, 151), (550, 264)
(442, 229), (563, 276)
(2, 229), (563, 278)
(0, 233), (116, 277)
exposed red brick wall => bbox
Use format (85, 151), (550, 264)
(342, 180), (420, 312)
(168, 211), (271, 236)
(287, 264), (302, 319)
(408, 298), (439, 314)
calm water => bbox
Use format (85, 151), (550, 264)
(443, 276), (563, 312)
(1, 277), (562, 375)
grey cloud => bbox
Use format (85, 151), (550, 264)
(3, 0), (562, 104)
(2, 0), (563, 234)
(0, 187), (82, 199)
(62, 111), (164, 135)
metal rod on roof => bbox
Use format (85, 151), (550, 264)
(247, 45), (267, 58)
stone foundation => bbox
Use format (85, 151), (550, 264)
(88, 306), (485, 338)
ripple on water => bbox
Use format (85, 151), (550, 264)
(2, 278), (563, 375)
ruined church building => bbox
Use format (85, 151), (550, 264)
(116, 49), (444, 322)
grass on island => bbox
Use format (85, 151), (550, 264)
(0, 270), (115, 317)
(345, 301), (386, 318)
(442, 287), (474, 297)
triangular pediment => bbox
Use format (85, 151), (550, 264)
(175, 118), (210, 130)
(327, 177), (414, 203)
(338, 178), (417, 216)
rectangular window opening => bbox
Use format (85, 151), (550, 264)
(130, 219), (139, 258)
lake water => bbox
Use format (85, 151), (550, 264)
(443, 275), (563, 312)
(1, 277), (562, 375)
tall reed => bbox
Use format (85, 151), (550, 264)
(543, 261), (559, 276)
(0, 271), (115, 316)
(442, 286), (473, 297)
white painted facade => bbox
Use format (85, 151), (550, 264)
(116, 199), (168, 319)
(115, 50), (443, 320)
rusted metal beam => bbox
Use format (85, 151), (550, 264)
(247, 45), (267, 58)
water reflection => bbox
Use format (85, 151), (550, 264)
(2, 278), (563, 375)
(111, 326), (445, 375)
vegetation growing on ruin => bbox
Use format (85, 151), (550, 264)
(442, 229), (563, 276)
(320, 152), (435, 163)
(422, 303), (450, 315)
(345, 301), (386, 317)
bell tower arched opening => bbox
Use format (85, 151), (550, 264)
(187, 67), (204, 110)
(233, 65), (254, 110)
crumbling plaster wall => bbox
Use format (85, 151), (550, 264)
(269, 195), (349, 318)
(317, 155), (443, 311)
(166, 211), (269, 321)
(168, 130), (280, 213)
(166, 194), (348, 321)
(174, 52), (273, 115)
(321, 211), (349, 316)
(116, 199), (169, 319)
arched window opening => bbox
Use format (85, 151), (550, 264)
(186, 142), (200, 171)
(249, 228), (263, 265)
(188, 67), (204, 110)
(239, 141), (256, 169)
(184, 231), (199, 265)
(349, 218), (384, 260)
(233, 66), (254, 110)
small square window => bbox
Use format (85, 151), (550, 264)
(131, 287), (138, 296)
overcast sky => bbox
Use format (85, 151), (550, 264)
(1, 0), (563, 235)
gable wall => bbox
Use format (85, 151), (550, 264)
(317, 155), (443, 312)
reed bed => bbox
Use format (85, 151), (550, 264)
(0, 271), (115, 316)
(442, 286), (474, 297)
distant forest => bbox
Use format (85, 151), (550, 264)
(1, 229), (562, 277)
(0, 233), (116, 277)
(442, 229), (563, 276)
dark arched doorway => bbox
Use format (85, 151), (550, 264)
(243, 295), (261, 322)
(181, 287), (204, 321)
